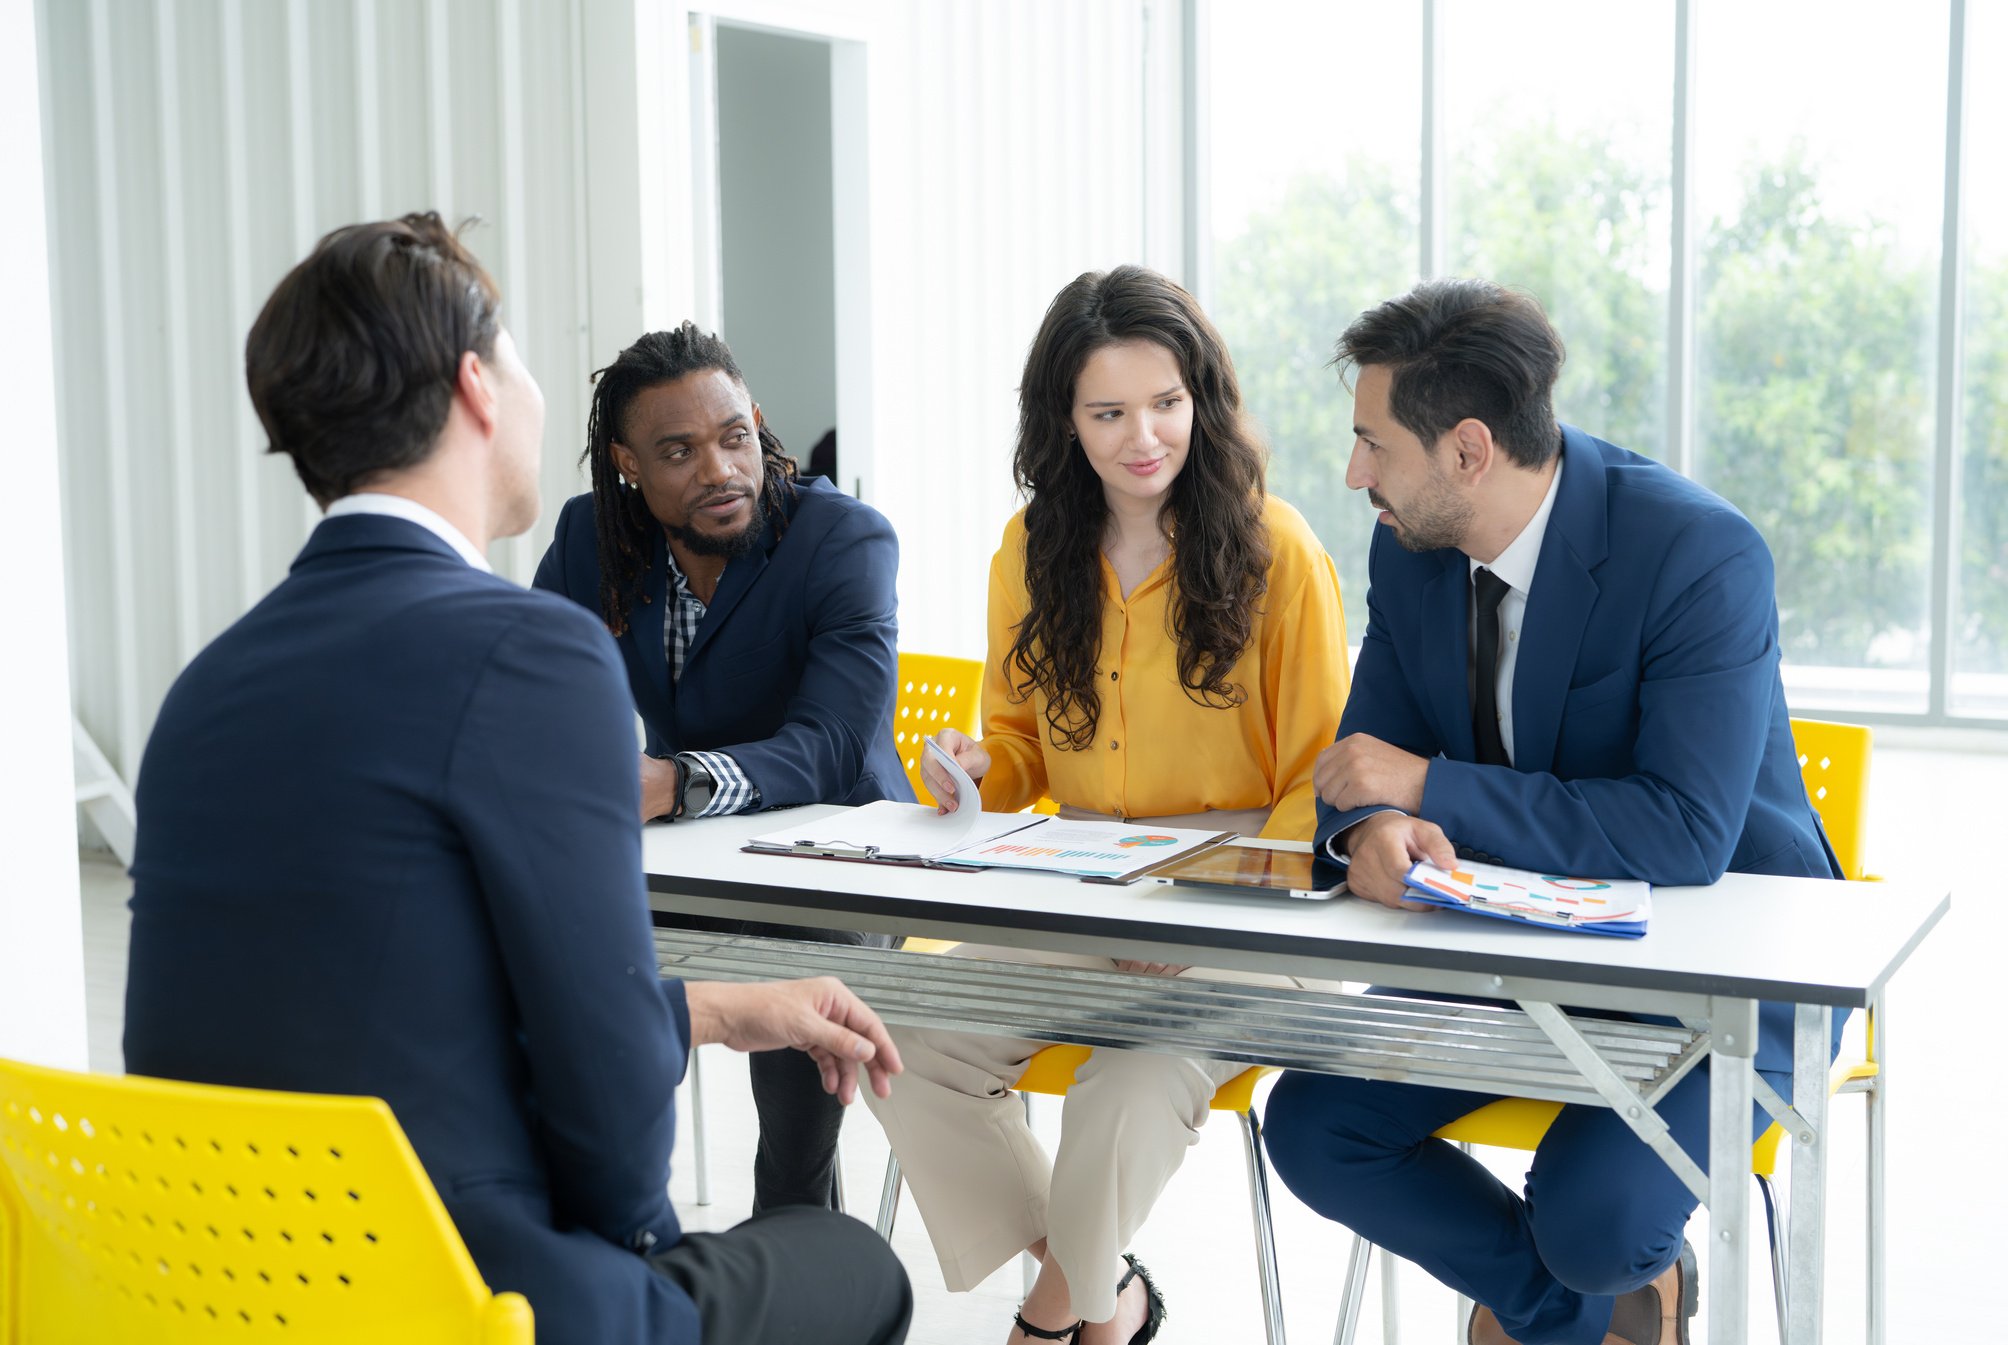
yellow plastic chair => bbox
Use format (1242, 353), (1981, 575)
(684, 651), (987, 1207)
(894, 652), (985, 806)
(874, 1044), (1288, 1345)
(1332, 717), (1884, 1345)
(0, 1056), (531, 1344)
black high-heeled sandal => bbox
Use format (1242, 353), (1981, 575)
(1010, 1309), (1082, 1343)
(1115, 1253), (1169, 1345)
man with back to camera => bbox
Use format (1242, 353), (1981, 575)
(533, 322), (910, 1215)
(1259, 278), (1843, 1345)
(122, 213), (912, 1345)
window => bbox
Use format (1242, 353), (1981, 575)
(1198, 0), (1998, 727)
(1953, 0), (2006, 717)
(1443, 0), (1672, 461)
(1692, 2), (1948, 714)
(1204, 0), (1421, 620)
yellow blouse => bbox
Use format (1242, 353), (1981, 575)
(976, 496), (1351, 841)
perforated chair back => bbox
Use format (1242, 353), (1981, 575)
(894, 653), (984, 805)
(1789, 717), (1873, 881)
(0, 1056), (532, 1345)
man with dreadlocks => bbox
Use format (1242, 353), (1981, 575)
(534, 321), (910, 1215)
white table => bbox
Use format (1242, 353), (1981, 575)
(644, 808), (1948, 1345)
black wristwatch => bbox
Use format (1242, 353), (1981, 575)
(671, 753), (715, 821)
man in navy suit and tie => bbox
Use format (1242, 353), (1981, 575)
(533, 323), (910, 1216)
(1261, 279), (1842, 1345)
(124, 213), (911, 1345)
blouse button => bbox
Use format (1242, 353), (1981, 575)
(1110, 671), (1119, 681)
(1109, 740), (1119, 750)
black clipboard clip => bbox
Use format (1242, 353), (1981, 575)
(785, 840), (880, 859)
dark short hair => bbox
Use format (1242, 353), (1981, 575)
(246, 212), (501, 506)
(1334, 278), (1564, 469)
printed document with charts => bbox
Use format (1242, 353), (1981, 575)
(1401, 859), (1652, 938)
(744, 736), (1230, 880)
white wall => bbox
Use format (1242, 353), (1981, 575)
(2, 0), (88, 1070)
(42, 0), (1179, 810)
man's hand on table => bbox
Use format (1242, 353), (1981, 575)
(684, 978), (904, 1104)
(1314, 733), (1429, 814)
(1342, 812), (1455, 912)
(639, 753), (681, 823)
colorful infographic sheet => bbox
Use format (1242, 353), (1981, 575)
(941, 821), (1225, 880)
(1401, 859), (1652, 938)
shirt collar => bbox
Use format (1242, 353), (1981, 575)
(1468, 456), (1563, 596)
(323, 492), (493, 572)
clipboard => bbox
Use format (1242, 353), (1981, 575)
(740, 838), (987, 873)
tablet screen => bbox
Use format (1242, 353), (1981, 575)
(1152, 844), (1345, 897)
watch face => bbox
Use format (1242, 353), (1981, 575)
(681, 762), (715, 814)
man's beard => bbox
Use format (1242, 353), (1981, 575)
(1371, 476), (1471, 554)
(666, 490), (767, 559)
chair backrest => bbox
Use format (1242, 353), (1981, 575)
(895, 652), (984, 805)
(0, 1056), (532, 1345)
(1788, 717), (1873, 882)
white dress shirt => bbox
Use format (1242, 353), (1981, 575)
(1467, 458), (1563, 766)
(323, 492), (493, 573)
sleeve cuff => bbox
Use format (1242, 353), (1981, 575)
(683, 750), (762, 816)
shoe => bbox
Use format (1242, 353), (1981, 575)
(1114, 1253), (1168, 1345)
(1009, 1309), (1081, 1343)
(1466, 1238), (1698, 1345)
(1607, 1239), (1699, 1345)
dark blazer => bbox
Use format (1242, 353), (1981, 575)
(1318, 426), (1842, 1072)
(126, 516), (701, 1345)
(533, 476), (913, 808)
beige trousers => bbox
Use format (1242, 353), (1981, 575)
(865, 802), (1287, 1323)
(864, 945), (1246, 1323)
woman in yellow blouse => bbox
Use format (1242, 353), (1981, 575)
(864, 266), (1350, 1345)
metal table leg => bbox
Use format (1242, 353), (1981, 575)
(1708, 996), (1758, 1345)
(1785, 1004), (1831, 1345)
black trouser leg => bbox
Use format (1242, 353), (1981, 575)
(653, 909), (890, 1213)
(649, 1206), (912, 1345)
(747, 1045), (845, 1212)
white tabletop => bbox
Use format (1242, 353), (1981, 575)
(644, 805), (1949, 1013)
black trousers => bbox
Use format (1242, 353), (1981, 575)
(655, 911), (893, 1212)
(649, 1206), (911, 1345)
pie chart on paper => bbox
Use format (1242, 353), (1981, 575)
(1117, 834), (1179, 848)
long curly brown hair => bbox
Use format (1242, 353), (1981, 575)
(1006, 266), (1272, 751)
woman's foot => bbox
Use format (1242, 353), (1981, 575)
(1009, 1252), (1081, 1345)
(1077, 1258), (1152, 1345)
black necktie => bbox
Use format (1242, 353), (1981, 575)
(1472, 568), (1512, 767)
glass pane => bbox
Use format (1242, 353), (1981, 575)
(1953, 0), (2008, 719)
(1692, 2), (1948, 714)
(1443, 0), (1673, 460)
(1205, 0), (1422, 626)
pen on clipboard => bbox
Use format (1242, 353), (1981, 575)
(790, 840), (880, 859)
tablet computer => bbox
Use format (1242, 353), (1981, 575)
(1150, 842), (1347, 901)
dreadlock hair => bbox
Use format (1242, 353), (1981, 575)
(1007, 265), (1272, 752)
(579, 322), (799, 636)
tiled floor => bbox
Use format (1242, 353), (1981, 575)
(82, 743), (1991, 1342)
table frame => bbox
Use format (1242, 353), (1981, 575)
(645, 811), (1947, 1345)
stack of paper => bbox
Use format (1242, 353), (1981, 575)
(1402, 859), (1652, 938)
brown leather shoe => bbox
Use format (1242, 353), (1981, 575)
(1606, 1240), (1699, 1345)
(1466, 1240), (1698, 1345)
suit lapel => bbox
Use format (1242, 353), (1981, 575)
(633, 528), (673, 703)
(683, 509), (780, 668)
(1509, 429), (1610, 776)
(1422, 550), (1478, 762)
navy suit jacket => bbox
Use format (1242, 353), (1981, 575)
(126, 516), (700, 1345)
(533, 476), (913, 808)
(1317, 427), (1842, 1072)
